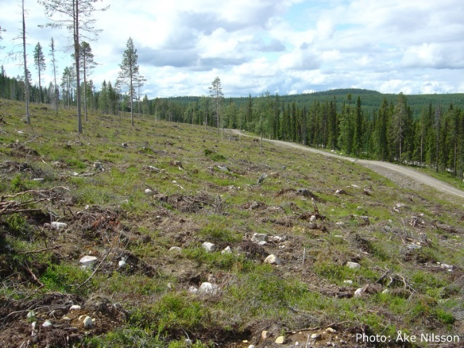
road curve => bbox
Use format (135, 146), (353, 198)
(231, 130), (464, 200)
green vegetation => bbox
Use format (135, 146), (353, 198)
(0, 98), (462, 346)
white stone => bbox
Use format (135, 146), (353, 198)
(118, 260), (127, 268)
(69, 305), (81, 311)
(144, 188), (153, 194)
(346, 262), (361, 269)
(79, 255), (98, 268)
(169, 246), (182, 252)
(407, 244), (421, 250)
(310, 215), (317, 222)
(264, 254), (282, 265)
(343, 280), (353, 284)
(202, 242), (216, 252)
(258, 241), (267, 246)
(354, 288), (364, 298)
(33, 178), (44, 181)
(261, 330), (270, 339)
(188, 286), (198, 294)
(83, 316), (94, 329)
(221, 246), (232, 254)
(275, 336), (285, 344)
(51, 221), (67, 230)
(27, 310), (36, 319)
(252, 233), (268, 243)
(311, 333), (321, 340)
(42, 320), (52, 328)
(248, 345), (255, 348)
(325, 327), (337, 333)
(199, 282), (219, 295)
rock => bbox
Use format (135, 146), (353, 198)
(217, 165), (229, 172)
(252, 233), (268, 243)
(311, 333), (321, 340)
(169, 246), (182, 252)
(118, 259), (127, 269)
(188, 286), (198, 294)
(185, 339), (193, 346)
(42, 320), (52, 327)
(335, 189), (347, 195)
(144, 188), (153, 194)
(27, 310), (36, 319)
(275, 336), (285, 344)
(407, 243), (421, 250)
(221, 246), (232, 254)
(199, 282), (219, 295)
(264, 254), (282, 265)
(310, 215), (317, 222)
(202, 242), (216, 252)
(325, 327), (337, 333)
(346, 262), (361, 269)
(261, 330), (270, 340)
(83, 316), (94, 329)
(79, 255), (98, 268)
(51, 221), (67, 230)
(148, 165), (161, 172)
(69, 305), (81, 311)
(297, 188), (313, 197)
(122, 142), (128, 148)
(354, 287), (365, 298)
(343, 280), (353, 284)
(308, 223), (318, 230)
(33, 178), (44, 182)
(248, 345), (256, 348)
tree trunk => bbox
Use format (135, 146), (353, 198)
(74, 0), (82, 133)
(22, 0), (30, 124)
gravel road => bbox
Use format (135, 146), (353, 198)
(232, 131), (464, 200)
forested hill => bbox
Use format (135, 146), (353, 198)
(160, 88), (464, 118)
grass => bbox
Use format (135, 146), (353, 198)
(0, 99), (463, 346)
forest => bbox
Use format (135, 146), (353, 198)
(1, 68), (464, 179)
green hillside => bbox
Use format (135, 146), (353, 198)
(0, 98), (463, 347)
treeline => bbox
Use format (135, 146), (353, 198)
(1, 68), (464, 177)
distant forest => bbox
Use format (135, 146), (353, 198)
(1, 70), (464, 178)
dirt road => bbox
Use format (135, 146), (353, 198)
(232, 131), (464, 200)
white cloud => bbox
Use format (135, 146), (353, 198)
(1, 0), (463, 97)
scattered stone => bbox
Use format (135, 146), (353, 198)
(343, 280), (353, 284)
(325, 327), (337, 333)
(122, 142), (128, 148)
(118, 259), (127, 269)
(144, 188), (153, 194)
(27, 310), (36, 319)
(148, 165), (161, 172)
(311, 333), (321, 340)
(264, 254), (282, 265)
(275, 336), (285, 344)
(202, 242), (216, 252)
(83, 316), (94, 329)
(261, 330), (270, 340)
(308, 223), (318, 230)
(310, 215), (317, 222)
(346, 261), (361, 269)
(335, 189), (347, 195)
(217, 165), (229, 172)
(32, 178), (44, 182)
(188, 286), (198, 294)
(407, 243), (421, 250)
(169, 246), (182, 252)
(79, 255), (98, 268)
(170, 160), (183, 168)
(252, 233), (268, 243)
(69, 305), (81, 311)
(354, 286), (367, 298)
(221, 246), (232, 254)
(199, 282), (219, 295)
(51, 221), (67, 230)
(42, 320), (52, 328)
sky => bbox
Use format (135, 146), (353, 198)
(1, 0), (464, 98)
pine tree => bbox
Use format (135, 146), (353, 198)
(209, 77), (224, 135)
(117, 37), (139, 126)
(33, 42), (46, 103)
(76, 41), (96, 121)
(39, 0), (109, 133)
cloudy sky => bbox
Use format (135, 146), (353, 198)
(1, 0), (464, 98)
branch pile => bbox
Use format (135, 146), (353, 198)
(0, 187), (69, 216)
